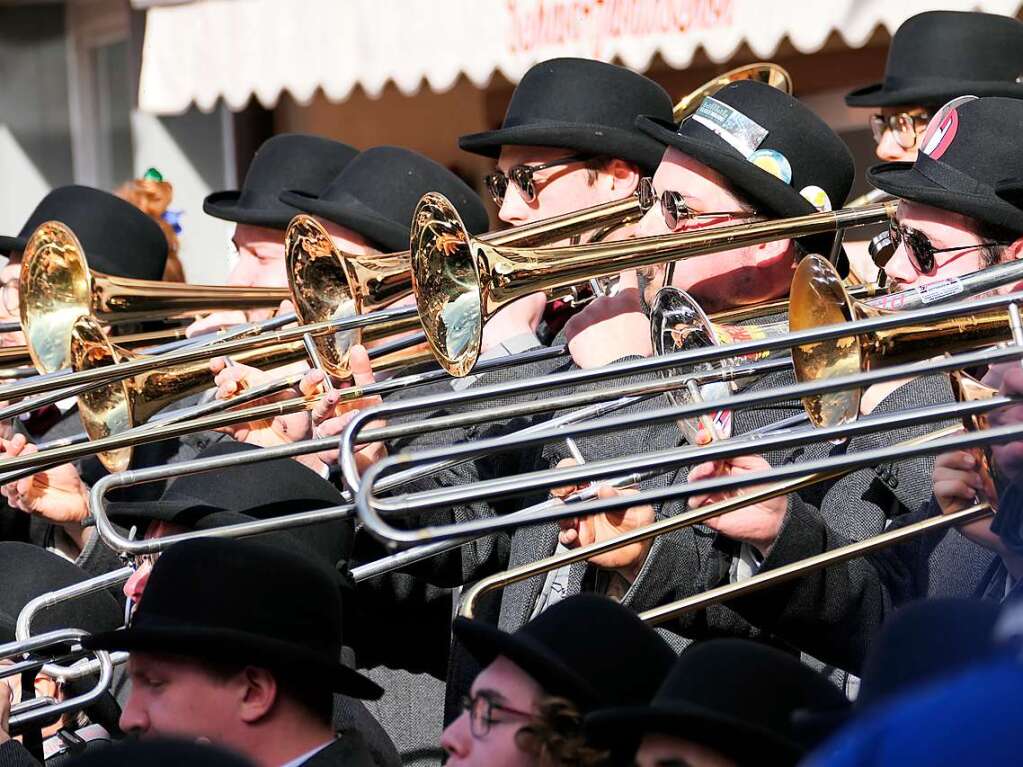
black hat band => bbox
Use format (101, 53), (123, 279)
(915, 151), (990, 197)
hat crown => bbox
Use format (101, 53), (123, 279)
(502, 58), (673, 134)
(237, 133), (358, 211)
(17, 185), (167, 280)
(884, 11), (1023, 94)
(136, 538), (342, 660)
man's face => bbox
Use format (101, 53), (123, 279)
(441, 655), (544, 767)
(123, 520), (188, 608)
(227, 223), (289, 321)
(873, 106), (930, 163)
(884, 200), (1006, 291)
(633, 148), (782, 314)
(635, 733), (737, 767)
(119, 653), (242, 742)
(0, 252), (25, 347)
(494, 145), (634, 231)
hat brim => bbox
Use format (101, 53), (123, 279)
(458, 121), (668, 176)
(584, 702), (804, 764)
(452, 617), (602, 709)
(104, 497), (227, 528)
(0, 235), (27, 256)
(85, 624), (383, 700)
(636, 116), (848, 269)
(845, 78), (1023, 108)
(279, 190), (411, 253)
(867, 162), (1023, 234)
(203, 191), (304, 231)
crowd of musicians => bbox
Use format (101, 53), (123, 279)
(3, 8), (1023, 766)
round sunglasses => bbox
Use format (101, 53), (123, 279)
(484, 153), (591, 205)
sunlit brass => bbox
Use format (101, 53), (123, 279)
(0, 326), (188, 370)
(791, 255), (1017, 427)
(412, 195), (896, 376)
(950, 371), (1001, 510)
(673, 63), (793, 122)
(20, 221), (290, 373)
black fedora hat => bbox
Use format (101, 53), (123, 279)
(584, 639), (848, 766)
(0, 185), (167, 280)
(637, 80), (854, 253)
(0, 542), (123, 642)
(85, 537), (383, 700)
(868, 96), (1023, 234)
(459, 58), (673, 176)
(204, 134), (358, 230)
(105, 441), (347, 529)
(280, 146), (490, 253)
(845, 11), (1023, 108)
(452, 594), (675, 711)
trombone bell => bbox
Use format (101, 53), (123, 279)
(673, 63), (793, 122)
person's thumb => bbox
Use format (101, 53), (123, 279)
(348, 344), (376, 388)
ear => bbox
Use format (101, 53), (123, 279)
(1002, 236), (1023, 263)
(751, 237), (794, 267)
(237, 667), (279, 724)
(606, 159), (641, 195)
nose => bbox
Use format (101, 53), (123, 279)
(123, 563), (151, 605)
(875, 130), (917, 163)
(635, 204), (669, 239)
(883, 243), (918, 286)
(440, 711), (472, 761)
(118, 691), (150, 736)
(498, 187), (532, 226)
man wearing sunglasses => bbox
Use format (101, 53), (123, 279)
(457, 57), (673, 353)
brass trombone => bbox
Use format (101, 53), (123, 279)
(673, 63), (793, 121)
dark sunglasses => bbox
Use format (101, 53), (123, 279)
(869, 111), (931, 150)
(639, 178), (758, 231)
(887, 221), (1007, 275)
(484, 153), (590, 205)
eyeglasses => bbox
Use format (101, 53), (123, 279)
(870, 111), (931, 150)
(460, 693), (534, 738)
(640, 178), (759, 232)
(887, 221), (1007, 276)
(1, 276), (19, 315)
(484, 154), (591, 205)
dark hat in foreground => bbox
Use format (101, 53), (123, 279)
(0, 542), (122, 642)
(280, 146), (490, 252)
(86, 537), (382, 700)
(0, 185), (167, 280)
(845, 11), (1023, 108)
(68, 738), (256, 767)
(584, 639), (848, 765)
(637, 80), (854, 255)
(868, 96), (1023, 234)
(459, 58), (674, 175)
(452, 594), (675, 711)
(204, 133), (358, 229)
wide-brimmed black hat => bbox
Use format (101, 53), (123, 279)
(204, 134), (358, 230)
(0, 186), (167, 280)
(86, 537), (383, 700)
(0, 542), (122, 642)
(452, 594), (675, 711)
(105, 441), (347, 529)
(584, 639), (848, 765)
(845, 11), (1023, 108)
(459, 58), (673, 175)
(280, 146), (490, 252)
(637, 80), (854, 254)
(868, 96), (1023, 234)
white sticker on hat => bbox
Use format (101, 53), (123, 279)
(920, 95), (978, 159)
(799, 185), (832, 212)
(690, 96), (768, 159)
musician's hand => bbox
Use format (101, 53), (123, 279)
(211, 358), (314, 449)
(687, 455), (786, 557)
(0, 679), (11, 744)
(565, 288), (651, 369)
(989, 366), (1023, 482)
(313, 345), (387, 472)
(185, 310), (249, 338)
(552, 459), (654, 581)
(481, 292), (546, 354)
(932, 449), (1006, 555)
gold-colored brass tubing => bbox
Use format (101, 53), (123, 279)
(0, 326), (189, 369)
(673, 63), (793, 122)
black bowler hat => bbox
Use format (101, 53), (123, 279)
(459, 58), (673, 176)
(452, 594), (675, 711)
(584, 639), (848, 766)
(868, 97), (1023, 234)
(204, 133), (358, 230)
(0, 186), (167, 280)
(68, 739), (256, 767)
(637, 81), (854, 253)
(0, 542), (123, 643)
(86, 537), (383, 700)
(845, 12), (1023, 108)
(280, 146), (490, 253)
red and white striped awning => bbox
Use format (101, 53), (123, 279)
(134, 0), (1023, 115)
